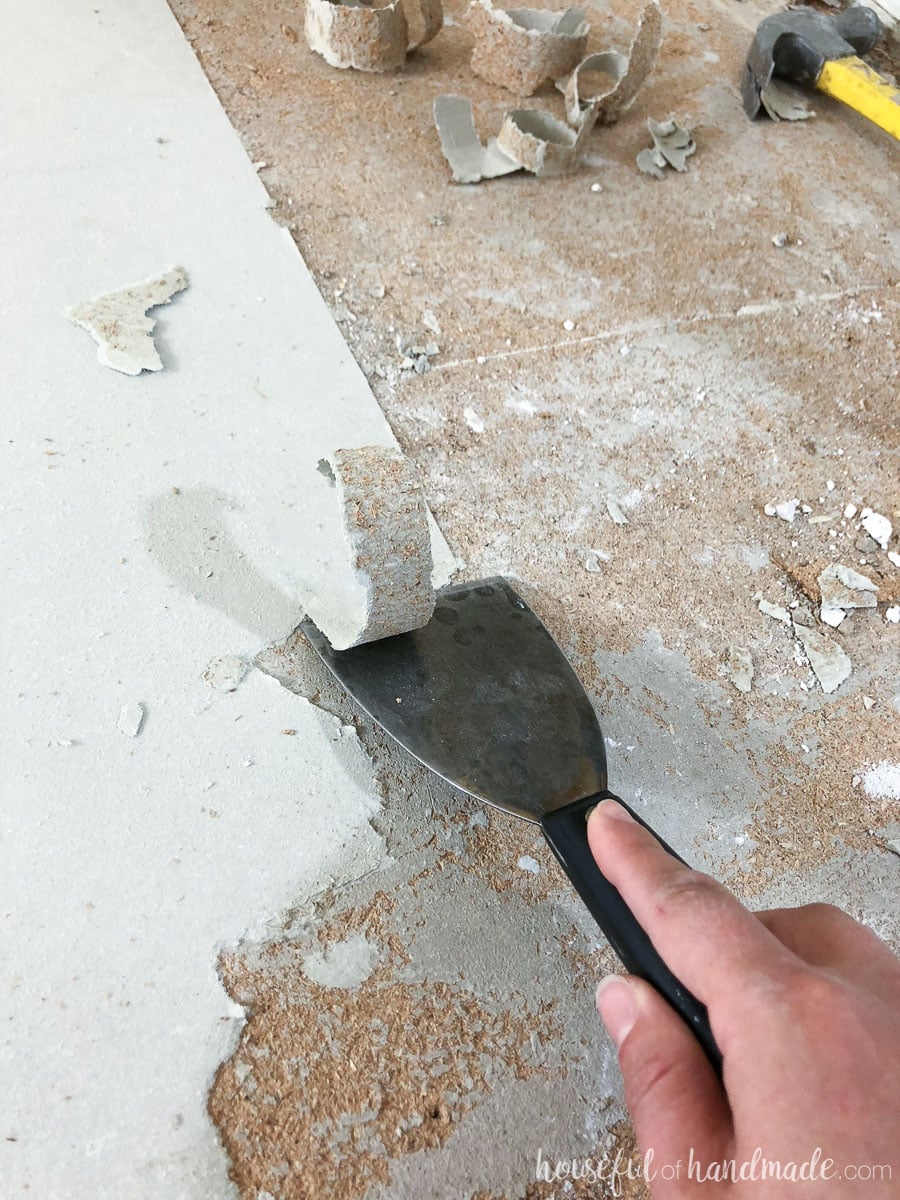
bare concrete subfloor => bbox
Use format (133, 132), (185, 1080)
(168, 0), (898, 1196)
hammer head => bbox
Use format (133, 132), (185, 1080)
(742, 6), (882, 118)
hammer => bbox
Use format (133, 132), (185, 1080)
(743, 6), (900, 141)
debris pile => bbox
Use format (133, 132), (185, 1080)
(755, 492), (897, 695)
(434, 2), (665, 183)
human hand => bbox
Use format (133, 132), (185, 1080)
(587, 799), (900, 1198)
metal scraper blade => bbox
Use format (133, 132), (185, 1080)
(300, 577), (608, 822)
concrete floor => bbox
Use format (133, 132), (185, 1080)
(167, 0), (899, 1197)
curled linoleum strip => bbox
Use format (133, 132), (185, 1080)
(466, 0), (588, 95)
(306, 445), (435, 650)
(558, 1), (663, 125)
(405, 0), (444, 49)
(496, 103), (599, 175)
(305, 0), (443, 71)
(433, 95), (521, 183)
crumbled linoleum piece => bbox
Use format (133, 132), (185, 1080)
(203, 654), (249, 691)
(66, 267), (188, 376)
(399, 341), (440, 372)
(466, 0), (588, 95)
(792, 620), (851, 694)
(759, 597), (792, 624)
(636, 117), (695, 177)
(760, 79), (814, 122)
(860, 507), (892, 551)
(306, 445), (435, 650)
(496, 103), (599, 176)
(432, 95), (519, 183)
(558, 2), (663, 125)
(606, 498), (628, 525)
(584, 548), (609, 572)
(305, 0), (431, 72)
(818, 564), (878, 627)
(118, 702), (145, 737)
(729, 645), (754, 694)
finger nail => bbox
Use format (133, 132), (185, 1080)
(596, 975), (638, 1047)
(593, 799), (634, 824)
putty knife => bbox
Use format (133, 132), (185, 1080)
(302, 577), (721, 1069)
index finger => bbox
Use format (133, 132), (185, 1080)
(587, 800), (795, 1013)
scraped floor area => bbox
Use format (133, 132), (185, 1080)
(166, 1), (899, 1197)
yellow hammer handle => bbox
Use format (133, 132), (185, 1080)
(817, 55), (900, 141)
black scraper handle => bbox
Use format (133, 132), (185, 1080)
(541, 791), (722, 1074)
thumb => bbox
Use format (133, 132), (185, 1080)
(597, 974), (731, 1186)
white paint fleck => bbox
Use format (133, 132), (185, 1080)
(728, 646), (754, 694)
(860, 508), (892, 551)
(861, 762), (900, 801)
(606, 498), (628, 525)
(886, 606), (900, 624)
(517, 855), (541, 874)
(117, 702), (145, 737)
(505, 396), (537, 415)
(562, 319), (575, 332)
(888, 551), (900, 569)
(774, 499), (799, 522)
(464, 407), (485, 434)
(203, 654), (249, 691)
(844, 503), (857, 519)
(66, 267), (188, 375)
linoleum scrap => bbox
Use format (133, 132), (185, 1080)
(466, 0), (588, 95)
(760, 79), (814, 122)
(729, 645), (754, 694)
(758, 598), (792, 624)
(558, 2), (663, 125)
(792, 619), (851, 694)
(305, 0), (442, 71)
(306, 445), (435, 650)
(66, 267), (188, 376)
(636, 117), (695, 177)
(496, 103), (599, 176)
(817, 564), (878, 627)
(433, 95), (519, 183)
(434, 94), (597, 181)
